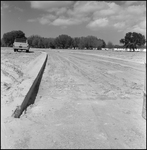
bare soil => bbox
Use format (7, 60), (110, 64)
(1, 48), (146, 149)
(1, 49), (41, 102)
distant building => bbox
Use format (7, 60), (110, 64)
(113, 48), (146, 52)
(102, 48), (109, 50)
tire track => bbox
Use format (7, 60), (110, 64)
(2, 50), (145, 149)
(67, 52), (145, 72)
(55, 52), (144, 99)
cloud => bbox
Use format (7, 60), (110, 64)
(67, 1), (105, 18)
(131, 26), (146, 35)
(30, 1), (74, 10)
(2, 3), (9, 9)
(87, 18), (109, 29)
(39, 14), (57, 25)
(39, 17), (51, 25)
(1, 2), (9, 10)
(112, 4), (146, 35)
(93, 3), (120, 19)
(99, 9), (116, 16)
(28, 18), (50, 25)
(125, 19), (146, 36)
(124, 1), (146, 6)
(28, 14), (56, 25)
(87, 1), (146, 35)
(113, 22), (126, 32)
(27, 19), (37, 22)
(73, 1), (104, 14)
(1, 2), (9, 15)
(14, 6), (23, 12)
(139, 20), (146, 29)
(56, 7), (67, 15)
(124, 1), (138, 6)
(28, 1), (146, 35)
(51, 17), (81, 26)
(126, 5), (145, 14)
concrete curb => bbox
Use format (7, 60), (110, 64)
(12, 52), (48, 118)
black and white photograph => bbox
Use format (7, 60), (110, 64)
(1, 1), (146, 149)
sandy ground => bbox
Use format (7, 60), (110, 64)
(1, 49), (41, 89)
(1, 48), (41, 149)
(1, 49), (41, 104)
(1, 48), (146, 149)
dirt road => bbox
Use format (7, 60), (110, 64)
(1, 49), (146, 149)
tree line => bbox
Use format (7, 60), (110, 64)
(1, 30), (106, 50)
(1, 30), (146, 51)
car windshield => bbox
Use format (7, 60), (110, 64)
(15, 38), (27, 43)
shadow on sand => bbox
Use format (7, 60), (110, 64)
(17, 50), (34, 53)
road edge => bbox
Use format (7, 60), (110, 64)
(12, 52), (48, 118)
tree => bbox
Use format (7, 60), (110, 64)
(97, 39), (106, 50)
(1, 38), (6, 47)
(114, 44), (123, 48)
(2, 30), (26, 47)
(120, 32), (146, 51)
(72, 37), (80, 49)
(18, 33), (107, 50)
(31, 35), (40, 48)
(27, 35), (56, 49)
(28, 35), (43, 48)
(86, 36), (98, 49)
(76, 36), (106, 50)
(78, 37), (86, 49)
(49, 38), (56, 49)
(55, 34), (72, 49)
(107, 41), (114, 49)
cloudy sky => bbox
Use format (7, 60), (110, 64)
(1, 1), (146, 44)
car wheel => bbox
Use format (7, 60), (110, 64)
(26, 50), (29, 53)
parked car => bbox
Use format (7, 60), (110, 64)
(13, 38), (30, 52)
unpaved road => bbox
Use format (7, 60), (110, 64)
(1, 49), (146, 149)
